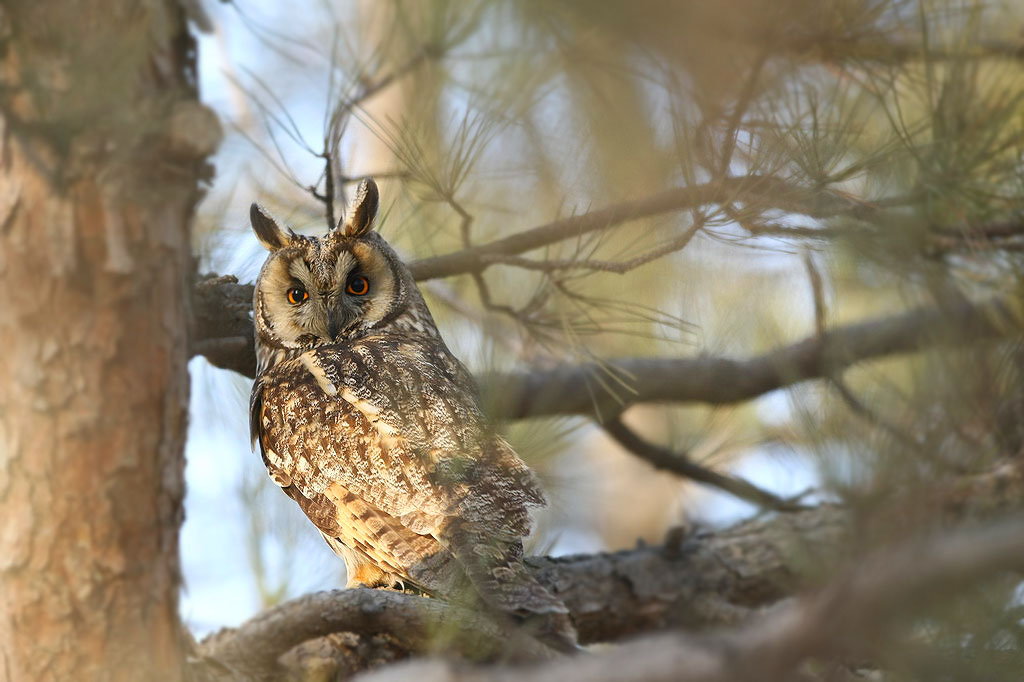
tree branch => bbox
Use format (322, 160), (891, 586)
(780, 37), (1024, 64)
(195, 462), (1024, 681)
(190, 274), (255, 378)
(196, 588), (554, 680)
(602, 417), (808, 511)
(486, 296), (1024, 419)
(477, 217), (702, 274)
(407, 175), (891, 282)
(196, 505), (848, 678)
(190, 176), (916, 379)
(352, 512), (1024, 682)
(192, 273), (1023, 419)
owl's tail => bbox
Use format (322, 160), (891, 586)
(441, 521), (579, 656)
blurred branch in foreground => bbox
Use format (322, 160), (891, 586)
(351, 511), (1024, 682)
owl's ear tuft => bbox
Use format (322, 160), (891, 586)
(250, 203), (290, 251)
(340, 178), (379, 238)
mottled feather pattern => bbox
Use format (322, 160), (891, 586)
(257, 338), (544, 540)
(248, 183), (577, 652)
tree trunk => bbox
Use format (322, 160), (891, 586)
(0, 2), (219, 680)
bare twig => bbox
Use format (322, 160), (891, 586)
(407, 176), (903, 281)
(602, 417), (808, 512)
(803, 255), (928, 452)
(443, 194), (511, 318)
(349, 46), (436, 112)
(716, 51), (768, 179)
(322, 151), (336, 228)
(478, 218), (703, 275)
(748, 217), (1024, 251)
(312, 45), (439, 229)
(803, 253), (826, 338)
(828, 378), (929, 454)
(777, 37), (1024, 64)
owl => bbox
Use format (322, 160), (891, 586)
(247, 179), (576, 654)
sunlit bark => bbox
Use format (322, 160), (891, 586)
(0, 2), (218, 679)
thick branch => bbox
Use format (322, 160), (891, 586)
(197, 588), (553, 680)
(192, 274), (1022, 419)
(198, 506), (847, 676)
(487, 296), (1023, 419)
(195, 462), (1024, 680)
(355, 513), (1024, 682)
(191, 274), (255, 378)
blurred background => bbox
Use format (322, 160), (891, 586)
(180, 0), (1024, 651)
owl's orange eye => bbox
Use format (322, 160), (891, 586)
(346, 275), (369, 296)
(286, 286), (308, 305)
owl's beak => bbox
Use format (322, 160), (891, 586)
(326, 308), (344, 340)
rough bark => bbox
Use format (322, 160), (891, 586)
(197, 506), (848, 678)
(195, 462), (1024, 680)
(0, 2), (219, 680)
(352, 512), (1024, 682)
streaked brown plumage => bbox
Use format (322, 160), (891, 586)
(248, 179), (576, 652)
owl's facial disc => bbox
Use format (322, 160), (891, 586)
(256, 235), (399, 347)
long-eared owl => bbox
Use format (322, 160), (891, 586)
(247, 179), (576, 652)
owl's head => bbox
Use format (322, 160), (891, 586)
(250, 179), (436, 373)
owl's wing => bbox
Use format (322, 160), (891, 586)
(251, 336), (545, 541)
(252, 338), (576, 648)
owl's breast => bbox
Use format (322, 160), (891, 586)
(254, 348), (454, 522)
(253, 338), (540, 539)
